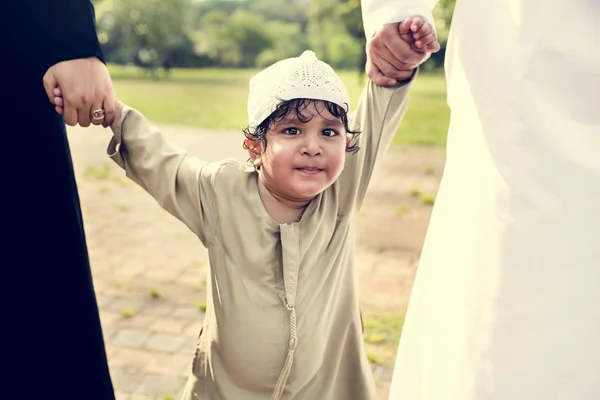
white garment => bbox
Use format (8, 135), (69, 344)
(362, 1), (600, 399)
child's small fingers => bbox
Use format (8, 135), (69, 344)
(415, 32), (437, 48)
(55, 105), (64, 115)
(424, 40), (441, 53)
(54, 96), (64, 107)
(413, 23), (433, 39)
(399, 18), (413, 35)
(53, 87), (62, 96)
(411, 17), (425, 32)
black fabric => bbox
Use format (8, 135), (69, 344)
(0, 1), (115, 398)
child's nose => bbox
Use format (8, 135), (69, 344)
(302, 135), (323, 156)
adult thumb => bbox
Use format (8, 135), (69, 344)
(42, 68), (58, 104)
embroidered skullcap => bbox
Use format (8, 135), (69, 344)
(247, 50), (350, 128)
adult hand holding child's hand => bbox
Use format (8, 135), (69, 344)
(43, 57), (117, 128)
(366, 20), (439, 86)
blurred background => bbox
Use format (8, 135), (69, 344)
(95, 0), (455, 73)
(92, 0), (455, 145)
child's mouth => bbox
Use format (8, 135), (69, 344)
(296, 167), (324, 174)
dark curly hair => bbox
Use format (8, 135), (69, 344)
(242, 98), (361, 162)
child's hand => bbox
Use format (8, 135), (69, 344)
(399, 16), (441, 53)
(53, 87), (123, 129)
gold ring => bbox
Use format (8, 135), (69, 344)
(91, 108), (106, 120)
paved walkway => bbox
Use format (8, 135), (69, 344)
(66, 123), (443, 400)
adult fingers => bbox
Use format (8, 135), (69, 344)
(77, 100), (92, 127)
(370, 53), (415, 83)
(62, 95), (78, 126)
(42, 70), (58, 104)
(90, 97), (106, 126)
(372, 25), (418, 71)
(370, 50), (406, 81)
(369, 41), (418, 79)
(366, 58), (397, 87)
(382, 33), (421, 70)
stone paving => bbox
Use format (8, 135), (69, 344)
(66, 123), (444, 400)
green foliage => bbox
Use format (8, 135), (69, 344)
(194, 9), (274, 68)
(95, 0), (457, 73)
(256, 21), (309, 68)
(97, 0), (198, 75)
(306, 0), (362, 68)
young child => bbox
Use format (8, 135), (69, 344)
(55, 19), (437, 400)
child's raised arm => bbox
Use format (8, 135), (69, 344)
(336, 76), (416, 214)
(107, 104), (220, 246)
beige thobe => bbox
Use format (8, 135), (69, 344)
(108, 78), (413, 400)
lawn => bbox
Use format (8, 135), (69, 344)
(108, 64), (449, 146)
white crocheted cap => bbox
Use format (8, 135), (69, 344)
(247, 50), (350, 128)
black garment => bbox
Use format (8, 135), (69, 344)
(1, 1), (115, 398)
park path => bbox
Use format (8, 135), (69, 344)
(67, 123), (444, 400)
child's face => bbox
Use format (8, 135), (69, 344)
(256, 101), (347, 201)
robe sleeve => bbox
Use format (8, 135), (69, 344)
(5, 0), (105, 73)
(361, 0), (439, 39)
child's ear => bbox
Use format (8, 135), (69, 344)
(245, 139), (263, 168)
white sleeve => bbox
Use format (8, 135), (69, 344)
(361, 0), (440, 39)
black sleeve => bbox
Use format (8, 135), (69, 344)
(41, 0), (106, 66)
(4, 0), (105, 74)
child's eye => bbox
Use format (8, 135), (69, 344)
(322, 129), (338, 137)
(283, 127), (300, 135)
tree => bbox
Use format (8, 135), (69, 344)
(256, 21), (309, 67)
(97, 0), (196, 77)
(338, 0), (367, 74)
(193, 9), (273, 68)
(306, 0), (363, 69)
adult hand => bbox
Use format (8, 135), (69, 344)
(366, 21), (433, 86)
(43, 57), (116, 128)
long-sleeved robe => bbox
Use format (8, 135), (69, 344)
(362, 1), (600, 399)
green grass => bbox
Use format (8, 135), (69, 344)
(195, 300), (208, 311)
(120, 308), (135, 318)
(420, 193), (436, 206)
(366, 350), (384, 365)
(148, 287), (163, 299)
(108, 64), (449, 146)
(363, 312), (405, 347)
(363, 311), (406, 365)
(84, 163), (112, 180)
